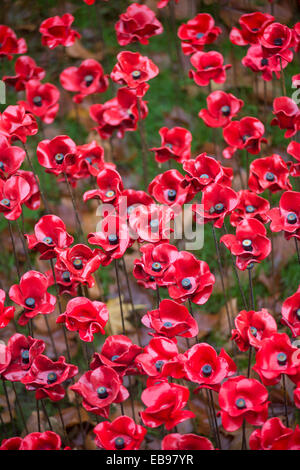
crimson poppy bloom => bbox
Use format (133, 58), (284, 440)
(0, 25), (27, 60)
(22, 354), (78, 401)
(3, 333), (45, 382)
(0, 437), (23, 450)
(9, 270), (56, 326)
(39, 13), (80, 49)
(70, 366), (129, 418)
(140, 382), (195, 430)
(182, 343), (236, 392)
(16, 170), (40, 211)
(0, 134), (25, 178)
(260, 22), (294, 62)
(74, 140), (113, 179)
(20, 431), (62, 450)
(60, 59), (109, 104)
(248, 154), (292, 194)
(189, 51), (231, 87)
(223, 117), (267, 159)
(94, 415), (147, 450)
(0, 289), (15, 329)
(162, 433), (214, 450)
(164, 251), (215, 304)
(287, 140), (300, 177)
(19, 79), (60, 124)
(281, 286), (300, 337)
(218, 375), (269, 432)
(0, 175), (30, 220)
(3, 56), (45, 91)
(45, 261), (79, 297)
(150, 127), (192, 164)
(230, 12), (274, 46)
(117, 189), (153, 219)
(199, 91), (243, 128)
(0, 104), (38, 144)
(183, 153), (233, 192)
(90, 87), (148, 139)
(142, 299), (198, 339)
(58, 244), (102, 288)
(115, 3), (163, 46)
(90, 335), (142, 376)
(249, 417), (300, 450)
(268, 191), (300, 241)
(253, 333), (300, 386)
(178, 13), (221, 56)
(57, 297), (108, 342)
(193, 182), (238, 228)
(37, 135), (76, 177)
(271, 97), (300, 138)
(83, 168), (123, 204)
(149, 170), (194, 207)
(230, 190), (270, 227)
(111, 51), (159, 97)
(242, 45), (283, 81)
(221, 218), (271, 271)
(129, 204), (174, 243)
(135, 336), (182, 379)
(231, 309), (277, 352)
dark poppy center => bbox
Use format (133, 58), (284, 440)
(214, 203), (225, 214)
(43, 236), (53, 245)
(200, 173), (209, 179)
(261, 58), (269, 66)
(105, 189), (115, 198)
(85, 157), (92, 164)
(111, 355), (120, 361)
(25, 297), (35, 309)
(0, 161), (5, 171)
(97, 386), (108, 399)
(252, 27), (259, 32)
(115, 437), (125, 449)
(155, 360), (164, 371)
(235, 398), (246, 409)
(54, 153), (64, 164)
(245, 205), (256, 214)
(62, 270), (71, 282)
(0, 43), (2, 49)
(287, 212), (297, 224)
(108, 234), (119, 245)
(21, 350), (30, 364)
(277, 352), (287, 366)
(33, 96), (43, 107)
(274, 37), (283, 46)
(265, 172), (275, 182)
(242, 239), (253, 251)
(73, 258), (83, 270)
(221, 105), (231, 116)
(163, 321), (173, 328)
(84, 74), (94, 86)
(296, 308), (300, 320)
(201, 364), (212, 377)
(242, 134), (250, 143)
(149, 276), (155, 282)
(250, 326), (257, 337)
(181, 278), (192, 290)
(1, 198), (10, 207)
(47, 372), (57, 384)
(150, 219), (159, 232)
(167, 189), (177, 201)
(196, 32), (204, 39)
(132, 70), (141, 80)
(152, 262), (162, 272)
(165, 143), (173, 150)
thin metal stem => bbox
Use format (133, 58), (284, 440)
(114, 259), (126, 335)
(2, 379), (16, 434)
(137, 99), (149, 190)
(282, 374), (289, 427)
(63, 172), (84, 240)
(208, 389), (221, 449)
(12, 382), (28, 434)
(295, 238), (300, 264)
(122, 258), (141, 346)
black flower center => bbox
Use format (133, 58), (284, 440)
(277, 352), (287, 366)
(274, 37), (283, 46)
(296, 308), (300, 320)
(132, 70), (141, 79)
(242, 134), (250, 143)
(25, 297), (35, 309)
(200, 174), (209, 179)
(73, 258), (83, 270)
(287, 213), (297, 224)
(0, 161), (5, 171)
(165, 143), (173, 150)
(265, 172), (275, 182)
(167, 189), (177, 201)
(43, 236), (53, 245)
(246, 205), (256, 214)
(150, 219), (159, 232)
(33, 96), (43, 107)
(47, 372), (58, 384)
(155, 360), (164, 371)
(196, 32), (204, 39)
(235, 398), (246, 409)
(62, 270), (71, 282)
(163, 321), (173, 328)
(201, 364), (212, 377)
(152, 262), (162, 272)
(181, 278), (192, 290)
(105, 189), (115, 198)
(261, 58), (269, 66)
(221, 105), (231, 116)
(252, 28), (259, 32)
(21, 350), (30, 364)
(55, 153), (64, 164)
(108, 234), (119, 245)
(214, 203), (225, 214)
(84, 74), (94, 87)
(1, 198), (10, 207)
(250, 326), (257, 337)
(242, 239), (253, 251)
(115, 437), (125, 450)
(97, 386), (108, 399)
(111, 355), (120, 361)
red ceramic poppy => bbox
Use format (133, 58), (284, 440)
(193, 182), (238, 228)
(19, 79), (60, 124)
(90, 335), (142, 377)
(0, 104), (38, 144)
(21, 354), (78, 401)
(57, 297), (108, 342)
(73, 140), (114, 179)
(281, 286), (300, 337)
(37, 135), (76, 177)
(0, 289), (15, 329)
(90, 87), (148, 139)
(162, 433), (214, 450)
(60, 59), (109, 103)
(45, 261), (79, 297)
(230, 12), (274, 46)
(242, 45), (283, 81)
(189, 51), (231, 87)
(230, 190), (270, 227)
(117, 189), (153, 219)
(58, 244), (102, 288)
(0, 437), (23, 450)
(135, 336), (182, 379)
(83, 168), (123, 205)
(260, 22), (294, 62)
(199, 90), (243, 128)
(149, 169), (194, 207)
(39, 13), (81, 49)
(223, 117), (267, 159)
(94, 416), (147, 450)
(115, 3), (163, 46)
(70, 365), (129, 418)
(178, 13), (221, 56)
(183, 153), (233, 192)
(150, 127), (192, 164)
(3, 333), (45, 382)
(129, 204), (174, 243)
(182, 343), (236, 392)
(249, 417), (300, 450)
(231, 309), (277, 352)
(15, 170), (40, 211)
(218, 375), (269, 432)
(0, 134), (26, 178)
(0, 25), (27, 60)
(248, 154), (292, 194)
(253, 333), (300, 386)
(268, 191), (300, 241)
(9, 270), (56, 326)
(20, 431), (62, 450)
(111, 51), (159, 97)
(3, 56), (45, 91)
(164, 251), (215, 304)
(140, 382), (195, 430)
(142, 299), (198, 339)
(271, 97), (300, 138)
(287, 140), (300, 177)
(0, 175), (30, 221)
(220, 218), (271, 271)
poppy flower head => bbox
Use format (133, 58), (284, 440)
(183, 153), (233, 191)
(230, 190), (270, 227)
(18, 431), (62, 450)
(149, 169), (195, 207)
(39, 13), (81, 49)
(3, 55), (45, 91)
(231, 309), (278, 352)
(150, 127), (192, 164)
(223, 116), (267, 159)
(199, 90), (244, 128)
(0, 25), (27, 60)
(230, 12), (274, 46)
(189, 51), (231, 87)
(162, 433), (214, 450)
(268, 191), (300, 241)
(135, 336), (182, 379)
(19, 79), (60, 124)
(0, 104), (38, 144)
(15, 170), (40, 211)
(0, 134), (26, 178)
(271, 97), (300, 138)
(0, 175), (31, 221)
(94, 415), (147, 450)
(37, 135), (77, 176)
(260, 22), (294, 62)
(129, 204), (174, 243)
(249, 417), (299, 450)
(57, 244), (102, 288)
(248, 154), (292, 194)
(178, 13), (222, 55)
(281, 286), (300, 337)
(83, 168), (123, 204)
(242, 44), (284, 81)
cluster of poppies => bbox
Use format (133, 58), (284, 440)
(0, 0), (299, 452)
